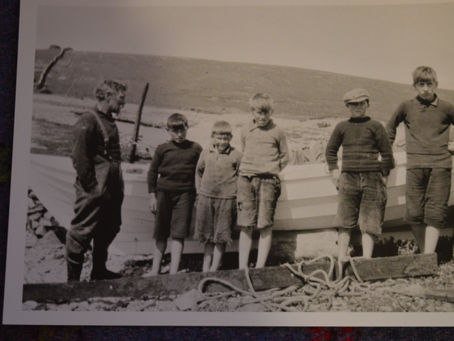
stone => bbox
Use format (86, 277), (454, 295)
(294, 228), (338, 258)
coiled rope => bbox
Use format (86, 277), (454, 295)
(197, 255), (372, 312)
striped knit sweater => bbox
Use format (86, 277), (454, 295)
(325, 116), (395, 174)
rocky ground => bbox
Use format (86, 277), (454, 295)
(24, 189), (454, 313)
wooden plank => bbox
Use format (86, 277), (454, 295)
(22, 262), (331, 303)
(22, 255), (438, 303)
(344, 253), (438, 281)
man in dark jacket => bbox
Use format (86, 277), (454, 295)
(65, 79), (126, 281)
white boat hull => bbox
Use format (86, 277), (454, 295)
(29, 152), (454, 255)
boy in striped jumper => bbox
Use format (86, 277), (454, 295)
(325, 88), (394, 273)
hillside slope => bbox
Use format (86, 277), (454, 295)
(35, 49), (454, 122)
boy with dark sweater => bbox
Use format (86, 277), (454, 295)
(325, 88), (394, 272)
(147, 113), (202, 275)
(386, 66), (454, 254)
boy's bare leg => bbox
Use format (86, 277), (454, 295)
(424, 225), (440, 254)
(256, 227), (272, 268)
(239, 229), (253, 269)
(411, 223), (425, 253)
(169, 238), (184, 274)
(337, 228), (351, 279)
(150, 239), (167, 276)
(361, 232), (374, 258)
(338, 228), (351, 260)
(202, 242), (214, 272)
(210, 243), (225, 272)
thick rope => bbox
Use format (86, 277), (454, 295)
(196, 255), (379, 312)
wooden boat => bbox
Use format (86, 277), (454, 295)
(29, 151), (454, 255)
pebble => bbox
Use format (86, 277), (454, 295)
(23, 300), (38, 310)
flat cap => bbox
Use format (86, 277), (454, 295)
(343, 88), (370, 104)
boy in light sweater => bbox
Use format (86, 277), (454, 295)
(195, 121), (242, 272)
(237, 93), (289, 269)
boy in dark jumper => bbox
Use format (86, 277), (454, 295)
(147, 113), (202, 275)
(325, 88), (394, 273)
(386, 66), (454, 254)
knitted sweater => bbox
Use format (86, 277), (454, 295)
(239, 119), (289, 176)
(195, 145), (243, 199)
(325, 116), (395, 174)
(147, 140), (202, 193)
(386, 95), (454, 169)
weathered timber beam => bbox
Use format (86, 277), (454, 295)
(23, 263), (328, 303)
(344, 253), (438, 281)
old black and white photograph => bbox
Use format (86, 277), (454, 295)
(4, 0), (454, 326)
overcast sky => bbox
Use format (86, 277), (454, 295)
(35, 1), (454, 89)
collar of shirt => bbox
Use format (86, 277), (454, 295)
(249, 119), (274, 132)
(348, 116), (371, 123)
(416, 94), (439, 107)
(209, 144), (232, 154)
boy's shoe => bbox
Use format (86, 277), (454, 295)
(90, 269), (122, 281)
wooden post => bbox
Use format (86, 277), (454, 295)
(128, 82), (149, 163)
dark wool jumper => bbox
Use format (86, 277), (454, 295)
(325, 116), (395, 174)
(386, 95), (454, 169)
(147, 140), (202, 193)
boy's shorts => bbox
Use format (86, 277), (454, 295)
(406, 168), (451, 229)
(237, 175), (281, 230)
(194, 194), (236, 245)
(154, 190), (195, 240)
(336, 171), (386, 235)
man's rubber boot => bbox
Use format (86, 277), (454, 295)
(90, 267), (122, 281)
(67, 262), (83, 282)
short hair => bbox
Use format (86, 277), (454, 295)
(211, 120), (232, 136)
(249, 93), (274, 111)
(167, 113), (188, 129)
(412, 66), (438, 86)
(95, 79), (127, 101)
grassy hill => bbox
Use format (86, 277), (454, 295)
(35, 49), (454, 122)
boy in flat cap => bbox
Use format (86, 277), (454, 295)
(386, 66), (454, 254)
(325, 88), (394, 276)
